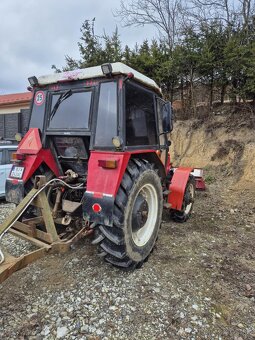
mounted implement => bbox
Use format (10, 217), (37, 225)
(1, 62), (199, 281)
(0, 175), (91, 283)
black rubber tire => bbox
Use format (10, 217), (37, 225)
(92, 158), (163, 270)
(170, 175), (196, 223)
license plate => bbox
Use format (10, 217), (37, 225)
(10, 166), (24, 179)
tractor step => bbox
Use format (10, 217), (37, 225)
(0, 176), (90, 284)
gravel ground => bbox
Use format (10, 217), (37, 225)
(0, 173), (255, 339)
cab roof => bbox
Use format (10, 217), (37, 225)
(37, 62), (161, 94)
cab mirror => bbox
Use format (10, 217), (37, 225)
(162, 102), (173, 133)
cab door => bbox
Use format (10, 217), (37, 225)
(156, 98), (170, 167)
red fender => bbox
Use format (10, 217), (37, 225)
(17, 149), (60, 182)
(168, 167), (193, 211)
(84, 150), (159, 226)
(86, 150), (159, 198)
(10, 128), (60, 182)
(86, 151), (131, 197)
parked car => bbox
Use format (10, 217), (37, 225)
(0, 142), (17, 198)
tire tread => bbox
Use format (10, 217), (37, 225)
(92, 158), (162, 269)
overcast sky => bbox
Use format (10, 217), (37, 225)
(0, 0), (156, 94)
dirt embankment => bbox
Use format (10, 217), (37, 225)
(170, 113), (255, 191)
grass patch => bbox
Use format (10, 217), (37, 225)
(205, 175), (216, 184)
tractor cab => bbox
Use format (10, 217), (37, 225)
(27, 63), (173, 177)
(6, 63), (173, 204)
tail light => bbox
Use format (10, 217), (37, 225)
(98, 159), (118, 169)
(92, 203), (102, 213)
(11, 153), (26, 162)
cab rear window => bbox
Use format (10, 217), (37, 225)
(48, 90), (92, 130)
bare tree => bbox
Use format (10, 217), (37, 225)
(190, 0), (235, 26)
(114, 0), (185, 50)
(115, 0), (255, 45)
(191, 0), (255, 30)
(238, 0), (255, 32)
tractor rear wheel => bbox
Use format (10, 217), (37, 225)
(170, 175), (195, 223)
(93, 159), (163, 269)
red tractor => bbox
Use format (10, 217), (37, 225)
(5, 62), (195, 270)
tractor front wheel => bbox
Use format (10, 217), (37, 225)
(93, 159), (163, 269)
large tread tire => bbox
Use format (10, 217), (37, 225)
(170, 175), (196, 223)
(93, 158), (163, 270)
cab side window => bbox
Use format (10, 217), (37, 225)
(125, 82), (157, 146)
(95, 82), (118, 147)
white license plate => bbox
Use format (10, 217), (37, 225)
(10, 166), (24, 179)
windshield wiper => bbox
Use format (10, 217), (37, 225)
(49, 89), (72, 121)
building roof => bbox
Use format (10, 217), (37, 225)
(37, 62), (161, 93)
(0, 92), (32, 106)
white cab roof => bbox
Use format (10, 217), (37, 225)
(37, 62), (161, 93)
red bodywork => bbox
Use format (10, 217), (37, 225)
(10, 129), (193, 215)
(10, 128), (60, 182)
(168, 167), (193, 210)
(86, 151), (193, 212)
(195, 177), (206, 190)
(86, 150), (157, 197)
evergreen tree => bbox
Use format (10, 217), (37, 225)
(54, 8), (255, 112)
(102, 27), (122, 62)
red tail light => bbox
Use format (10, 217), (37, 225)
(92, 203), (102, 213)
(11, 153), (26, 162)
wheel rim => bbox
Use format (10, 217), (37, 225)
(131, 183), (158, 247)
(184, 182), (195, 215)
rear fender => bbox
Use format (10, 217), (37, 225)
(168, 167), (193, 211)
(18, 149), (60, 183)
(83, 150), (160, 226)
(6, 149), (60, 204)
(83, 151), (131, 225)
(85, 151), (131, 197)
(10, 128), (60, 183)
